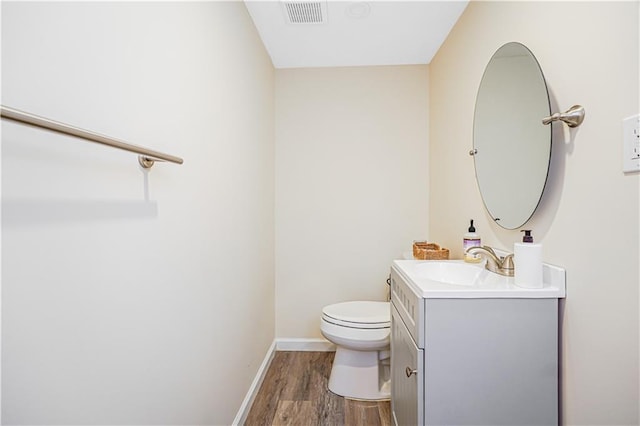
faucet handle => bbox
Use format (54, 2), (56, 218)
(501, 254), (515, 270)
(481, 246), (498, 257)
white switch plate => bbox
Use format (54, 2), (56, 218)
(623, 114), (640, 173)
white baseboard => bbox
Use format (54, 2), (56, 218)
(232, 340), (277, 426)
(275, 337), (336, 352)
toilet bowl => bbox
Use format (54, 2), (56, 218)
(320, 301), (391, 401)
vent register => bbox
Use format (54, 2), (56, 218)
(282, 1), (327, 24)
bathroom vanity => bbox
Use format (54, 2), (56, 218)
(389, 259), (565, 426)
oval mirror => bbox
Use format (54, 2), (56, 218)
(473, 42), (551, 230)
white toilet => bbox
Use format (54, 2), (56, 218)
(320, 301), (391, 400)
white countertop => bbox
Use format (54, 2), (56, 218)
(392, 259), (566, 299)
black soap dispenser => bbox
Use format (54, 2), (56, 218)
(521, 229), (534, 243)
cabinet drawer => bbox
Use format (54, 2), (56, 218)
(390, 265), (424, 348)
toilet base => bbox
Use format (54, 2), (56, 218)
(328, 347), (390, 401)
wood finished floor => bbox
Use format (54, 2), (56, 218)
(244, 351), (391, 426)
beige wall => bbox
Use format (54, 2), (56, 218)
(2, 2), (274, 424)
(275, 66), (429, 337)
(429, 1), (639, 424)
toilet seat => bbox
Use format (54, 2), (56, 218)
(322, 301), (390, 329)
(320, 318), (390, 350)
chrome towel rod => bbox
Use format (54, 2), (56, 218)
(1, 105), (183, 169)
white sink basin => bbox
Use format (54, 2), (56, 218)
(413, 261), (485, 286)
(392, 259), (566, 299)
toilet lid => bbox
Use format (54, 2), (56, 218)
(322, 301), (390, 327)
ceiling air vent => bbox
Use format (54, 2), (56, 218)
(282, 0), (327, 24)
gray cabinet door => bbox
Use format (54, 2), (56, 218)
(391, 304), (424, 426)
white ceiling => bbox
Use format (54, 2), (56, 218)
(244, 0), (469, 69)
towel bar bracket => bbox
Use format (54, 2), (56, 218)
(138, 156), (155, 169)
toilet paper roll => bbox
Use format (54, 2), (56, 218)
(514, 243), (543, 289)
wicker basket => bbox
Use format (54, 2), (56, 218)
(412, 241), (450, 260)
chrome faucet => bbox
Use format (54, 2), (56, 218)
(465, 246), (514, 277)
